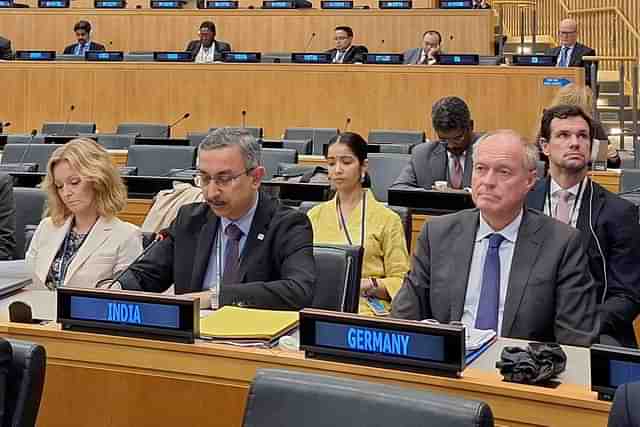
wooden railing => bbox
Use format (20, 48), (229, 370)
(502, 0), (640, 71)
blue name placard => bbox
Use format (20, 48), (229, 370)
(363, 53), (404, 64)
(262, 0), (293, 7)
(438, 54), (479, 65)
(315, 321), (446, 361)
(58, 288), (199, 343)
(379, 0), (411, 8)
(69, 296), (180, 329)
(0, 0), (14, 7)
(300, 309), (465, 376)
(543, 77), (572, 87)
(85, 51), (124, 61)
(439, 0), (471, 8)
(204, 0), (238, 7)
(291, 53), (331, 64)
(321, 0), (352, 8)
(95, 0), (126, 7)
(38, 0), (69, 7)
(15, 50), (56, 61)
(222, 52), (261, 63)
(153, 51), (194, 62)
(150, 0), (182, 7)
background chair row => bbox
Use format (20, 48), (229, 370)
(4, 124), (426, 154)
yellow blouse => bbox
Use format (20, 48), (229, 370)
(307, 190), (410, 316)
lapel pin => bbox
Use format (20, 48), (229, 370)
(257, 233), (265, 241)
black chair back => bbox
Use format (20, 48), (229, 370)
(4, 339), (47, 427)
(242, 369), (495, 427)
(12, 187), (46, 259)
(127, 145), (196, 177)
(311, 244), (363, 313)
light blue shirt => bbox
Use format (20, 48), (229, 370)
(201, 194), (259, 290)
(461, 210), (523, 335)
(74, 39), (92, 56)
(557, 44), (574, 67)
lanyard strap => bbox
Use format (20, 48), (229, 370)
(545, 178), (586, 226)
(54, 218), (97, 288)
(336, 190), (366, 246)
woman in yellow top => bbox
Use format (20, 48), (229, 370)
(307, 132), (410, 316)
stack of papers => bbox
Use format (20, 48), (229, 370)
(465, 328), (497, 364)
(199, 306), (299, 347)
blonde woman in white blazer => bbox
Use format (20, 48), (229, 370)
(26, 139), (142, 289)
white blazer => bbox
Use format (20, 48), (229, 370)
(26, 216), (143, 289)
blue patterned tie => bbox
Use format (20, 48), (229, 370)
(559, 46), (569, 67)
(222, 223), (243, 285)
(475, 233), (506, 331)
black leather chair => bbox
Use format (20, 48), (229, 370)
(621, 168), (640, 192)
(41, 122), (96, 135)
(187, 132), (210, 147)
(12, 187), (46, 259)
(284, 128), (339, 156)
(367, 153), (410, 203)
(116, 123), (169, 138)
(5, 339), (47, 427)
(311, 244), (363, 313)
(368, 129), (425, 145)
(260, 139), (312, 155)
(5, 135), (45, 145)
(209, 127), (263, 139)
(262, 148), (298, 180)
(0, 144), (63, 173)
(126, 145), (197, 177)
(242, 369), (495, 427)
(79, 133), (136, 150)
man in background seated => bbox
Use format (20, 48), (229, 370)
(403, 30), (442, 65)
(0, 36), (12, 60)
(546, 18), (597, 88)
(63, 21), (105, 56)
(120, 128), (315, 310)
(528, 105), (640, 348)
(392, 96), (481, 190)
(186, 21), (231, 64)
(0, 173), (16, 260)
(326, 26), (368, 64)
(392, 130), (598, 347)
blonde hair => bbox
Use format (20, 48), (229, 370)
(550, 84), (594, 116)
(43, 138), (127, 226)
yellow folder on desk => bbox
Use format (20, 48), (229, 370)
(199, 306), (299, 340)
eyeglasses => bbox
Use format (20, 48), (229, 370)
(559, 31), (577, 36)
(194, 167), (255, 188)
(439, 130), (467, 144)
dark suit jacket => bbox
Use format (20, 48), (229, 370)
(391, 208), (598, 346)
(609, 382), (640, 427)
(546, 42), (597, 87)
(391, 133), (482, 190)
(0, 174), (16, 260)
(527, 177), (640, 347)
(325, 45), (368, 64)
(63, 41), (106, 55)
(0, 36), (12, 60)
(120, 193), (315, 310)
(185, 40), (231, 61)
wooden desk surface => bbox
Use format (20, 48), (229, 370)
(0, 322), (610, 427)
(1, 62), (583, 139)
(0, 8), (494, 55)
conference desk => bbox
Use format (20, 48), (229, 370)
(0, 8), (494, 54)
(0, 288), (611, 427)
(1, 62), (583, 138)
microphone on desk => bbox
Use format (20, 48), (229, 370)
(379, 39), (385, 50)
(60, 104), (76, 136)
(97, 229), (172, 289)
(0, 122), (10, 133)
(163, 112), (191, 138)
(241, 110), (247, 129)
(11, 129), (39, 172)
(304, 32), (316, 51)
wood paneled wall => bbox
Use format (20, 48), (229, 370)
(0, 62), (583, 139)
(502, 0), (640, 71)
(0, 8), (492, 54)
